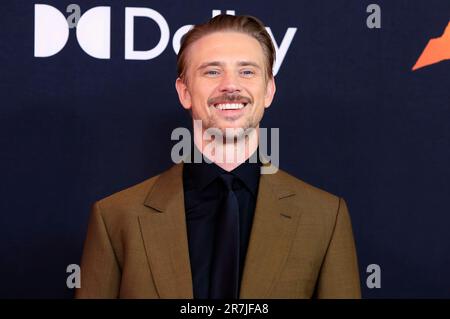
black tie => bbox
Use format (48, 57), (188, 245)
(209, 173), (240, 299)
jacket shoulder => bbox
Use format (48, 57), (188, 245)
(272, 168), (343, 218)
(275, 168), (339, 199)
(94, 167), (169, 216)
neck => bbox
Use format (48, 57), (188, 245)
(193, 123), (259, 172)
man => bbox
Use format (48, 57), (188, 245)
(75, 15), (361, 299)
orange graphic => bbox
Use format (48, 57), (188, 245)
(412, 21), (450, 71)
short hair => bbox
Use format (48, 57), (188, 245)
(177, 15), (275, 82)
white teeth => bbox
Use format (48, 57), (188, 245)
(214, 103), (245, 110)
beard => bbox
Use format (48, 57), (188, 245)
(203, 106), (262, 141)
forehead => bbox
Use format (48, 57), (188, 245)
(187, 31), (265, 67)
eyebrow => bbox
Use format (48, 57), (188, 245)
(237, 61), (261, 69)
(197, 61), (262, 71)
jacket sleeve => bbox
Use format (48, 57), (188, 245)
(75, 201), (121, 298)
(315, 198), (361, 298)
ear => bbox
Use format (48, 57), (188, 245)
(175, 77), (192, 110)
(264, 76), (276, 108)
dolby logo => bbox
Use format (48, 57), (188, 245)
(34, 4), (297, 76)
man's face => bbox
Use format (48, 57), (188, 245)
(176, 31), (276, 137)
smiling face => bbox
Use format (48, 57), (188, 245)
(175, 31), (276, 137)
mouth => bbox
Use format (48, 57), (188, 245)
(211, 102), (248, 110)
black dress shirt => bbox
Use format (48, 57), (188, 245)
(183, 150), (261, 299)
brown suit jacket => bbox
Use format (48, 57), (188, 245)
(75, 163), (361, 298)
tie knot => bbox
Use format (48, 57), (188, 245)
(219, 173), (235, 191)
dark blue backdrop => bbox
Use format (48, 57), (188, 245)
(0, 0), (449, 298)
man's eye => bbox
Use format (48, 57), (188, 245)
(241, 70), (255, 76)
(205, 70), (220, 76)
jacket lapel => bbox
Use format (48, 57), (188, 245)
(239, 169), (302, 298)
(139, 163), (194, 298)
(138, 161), (302, 299)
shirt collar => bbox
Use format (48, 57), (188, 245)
(183, 146), (261, 196)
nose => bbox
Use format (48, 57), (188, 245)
(218, 71), (241, 93)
